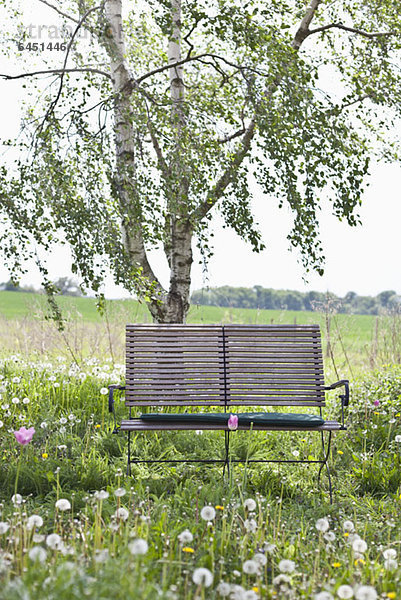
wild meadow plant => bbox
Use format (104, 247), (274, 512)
(0, 356), (400, 598)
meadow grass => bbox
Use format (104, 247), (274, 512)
(0, 352), (401, 599)
(0, 299), (401, 598)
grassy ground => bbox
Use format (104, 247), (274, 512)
(0, 357), (401, 598)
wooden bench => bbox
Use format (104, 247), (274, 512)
(109, 324), (349, 502)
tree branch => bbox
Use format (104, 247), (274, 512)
(0, 68), (111, 80)
(307, 22), (401, 40)
(36, 0), (80, 24)
(292, 0), (323, 50)
(195, 0), (324, 220)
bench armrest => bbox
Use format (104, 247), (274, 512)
(324, 380), (349, 428)
(324, 380), (349, 406)
(108, 385), (126, 433)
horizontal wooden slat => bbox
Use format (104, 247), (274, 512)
(125, 398), (325, 405)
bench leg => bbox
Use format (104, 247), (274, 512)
(223, 431), (230, 478)
(127, 431), (132, 476)
(317, 431), (333, 504)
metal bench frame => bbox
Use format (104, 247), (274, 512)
(109, 324), (349, 503)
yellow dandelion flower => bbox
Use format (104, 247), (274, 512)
(215, 505), (224, 510)
(396, 413), (400, 417)
(354, 558), (365, 566)
(344, 532), (349, 537)
(42, 452), (48, 459)
(332, 562), (341, 568)
(182, 547), (194, 553)
(95, 424), (101, 428)
(337, 450), (344, 455)
(252, 587), (259, 593)
(387, 592), (396, 599)
(374, 411), (380, 415)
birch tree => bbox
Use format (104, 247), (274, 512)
(1, 0), (401, 322)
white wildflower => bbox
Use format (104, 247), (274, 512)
(264, 542), (276, 553)
(0, 421), (3, 428)
(22, 398), (30, 405)
(242, 559), (258, 575)
(243, 591), (258, 600)
(315, 518), (330, 533)
(12, 494), (22, 505)
(178, 529), (193, 544)
(244, 498), (257, 511)
(26, 515), (43, 530)
(254, 552), (267, 566)
(383, 548), (397, 560)
(28, 546), (47, 563)
(384, 558), (397, 570)
(200, 506), (216, 521)
(315, 592), (333, 600)
(11, 397), (20, 404)
(40, 422), (48, 429)
(46, 533), (62, 550)
(337, 585), (354, 599)
(244, 519), (257, 533)
(0, 522), (9, 534)
(292, 450), (300, 457)
(278, 559), (295, 573)
(100, 387), (108, 395)
(94, 490), (109, 500)
(216, 582), (231, 596)
(273, 574), (290, 585)
(115, 507), (129, 521)
(354, 586), (377, 600)
(59, 417), (67, 425)
(394, 434), (401, 442)
(55, 499), (71, 511)
(192, 567), (213, 587)
(352, 539), (367, 554)
(128, 538), (148, 555)
(343, 520), (354, 532)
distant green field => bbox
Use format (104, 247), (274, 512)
(0, 290), (375, 342)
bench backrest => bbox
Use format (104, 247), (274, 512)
(125, 324), (325, 408)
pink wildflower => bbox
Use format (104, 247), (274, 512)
(228, 414), (238, 430)
(14, 426), (35, 445)
(373, 400), (380, 407)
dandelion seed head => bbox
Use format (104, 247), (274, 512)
(337, 585), (354, 599)
(278, 559), (295, 573)
(244, 519), (257, 533)
(28, 546), (47, 563)
(0, 522), (9, 534)
(11, 494), (22, 505)
(192, 567), (213, 587)
(315, 592), (334, 600)
(254, 552), (267, 566)
(216, 582), (231, 596)
(244, 498), (257, 511)
(383, 548), (397, 560)
(352, 539), (367, 554)
(242, 559), (258, 575)
(355, 586), (377, 600)
(115, 507), (129, 521)
(94, 490), (109, 500)
(55, 499), (71, 511)
(178, 529), (193, 544)
(128, 538), (148, 555)
(46, 533), (62, 550)
(200, 506), (216, 521)
(384, 558), (397, 570)
(343, 520), (354, 532)
(114, 487), (126, 497)
(315, 518), (330, 532)
(26, 515), (44, 530)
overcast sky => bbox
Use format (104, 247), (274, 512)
(1, 2), (400, 299)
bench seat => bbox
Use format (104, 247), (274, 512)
(120, 417), (343, 431)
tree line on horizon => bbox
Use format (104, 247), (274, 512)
(191, 286), (401, 316)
